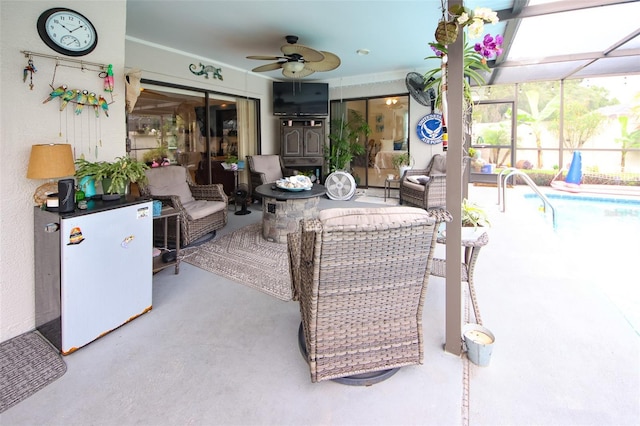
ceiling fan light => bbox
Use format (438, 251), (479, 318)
(283, 61), (305, 73)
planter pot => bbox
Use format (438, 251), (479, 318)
(79, 176), (97, 198)
(462, 323), (495, 367)
(100, 178), (128, 200)
(461, 226), (487, 241)
(399, 165), (412, 179)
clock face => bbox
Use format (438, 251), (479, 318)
(37, 8), (98, 56)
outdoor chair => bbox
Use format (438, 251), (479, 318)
(139, 165), (228, 247)
(246, 155), (298, 201)
(399, 153), (447, 210)
(287, 207), (451, 385)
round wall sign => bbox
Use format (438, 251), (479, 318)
(416, 113), (443, 144)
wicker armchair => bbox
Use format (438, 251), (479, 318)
(246, 155), (298, 201)
(139, 165), (228, 247)
(399, 153), (447, 210)
(287, 206), (448, 385)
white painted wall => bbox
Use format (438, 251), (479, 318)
(1, 0), (128, 342)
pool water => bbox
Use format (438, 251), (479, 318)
(524, 192), (640, 334)
(524, 193), (640, 238)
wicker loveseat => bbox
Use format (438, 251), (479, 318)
(399, 153), (447, 210)
(139, 165), (228, 247)
(287, 206), (445, 384)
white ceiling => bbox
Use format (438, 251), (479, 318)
(125, 0), (640, 85)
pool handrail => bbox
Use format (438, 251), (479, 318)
(498, 168), (557, 229)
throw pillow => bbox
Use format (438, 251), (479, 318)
(407, 175), (430, 185)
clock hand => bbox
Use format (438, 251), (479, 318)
(69, 25), (84, 33)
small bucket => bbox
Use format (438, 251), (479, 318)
(463, 324), (495, 367)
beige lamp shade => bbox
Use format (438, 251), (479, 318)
(27, 144), (75, 205)
(27, 144), (75, 179)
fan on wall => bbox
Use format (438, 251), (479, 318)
(247, 35), (340, 78)
(406, 72), (436, 110)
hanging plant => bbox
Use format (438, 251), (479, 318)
(423, 4), (503, 112)
(434, 5), (499, 45)
(423, 34), (502, 109)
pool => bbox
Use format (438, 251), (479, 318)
(524, 192), (640, 334)
(524, 193), (640, 238)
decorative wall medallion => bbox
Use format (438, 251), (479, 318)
(416, 113), (443, 144)
(189, 63), (223, 80)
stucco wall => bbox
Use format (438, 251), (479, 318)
(0, 0), (128, 342)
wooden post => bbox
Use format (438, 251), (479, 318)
(444, 0), (464, 356)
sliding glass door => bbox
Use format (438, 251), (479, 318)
(126, 83), (259, 193)
(330, 94), (409, 188)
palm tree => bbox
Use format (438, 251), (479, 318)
(517, 90), (559, 168)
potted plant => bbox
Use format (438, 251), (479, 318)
(326, 109), (370, 173)
(461, 198), (490, 238)
(391, 152), (414, 178)
(75, 156), (149, 200)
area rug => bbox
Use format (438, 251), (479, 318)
(0, 331), (66, 413)
(182, 223), (292, 301)
(354, 195), (399, 206)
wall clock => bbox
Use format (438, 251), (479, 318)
(37, 8), (98, 57)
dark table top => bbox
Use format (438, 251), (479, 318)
(255, 183), (326, 201)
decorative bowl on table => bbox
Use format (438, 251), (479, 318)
(276, 175), (313, 191)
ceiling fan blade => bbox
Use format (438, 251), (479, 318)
(281, 44), (325, 62)
(304, 51), (341, 72)
(282, 67), (315, 78)
(247, 55), (284, 60)
(252, 62), (284, 72)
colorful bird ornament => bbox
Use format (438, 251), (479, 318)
(75, 90), (89, 115)
(87, 92), (99, 117)
(42, 85), (68, 103)
(104, 64), (114, 92)
(23, 58), (37, 90)
(98, 95), (109, 117)
(60, 89), (79, 111)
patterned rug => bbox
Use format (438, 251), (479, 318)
(182, 223), (292, 301)
(0, 331), (66, 413)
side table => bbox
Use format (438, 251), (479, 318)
(153, 206), (181, 274)
(384, 177), (400, 201)
(224, 167), (244, 211)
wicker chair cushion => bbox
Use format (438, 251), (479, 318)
(183, 200), (227, 220)
(402, 180), (426, 192)
(250, 155), (285, 183)
(318, 206), (430, 226)
(430, 154), (447, 174)
(406, 175), (430, 184)
(145, 167), (195, 204)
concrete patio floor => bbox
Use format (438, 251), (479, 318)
(1, 185), (638, 425)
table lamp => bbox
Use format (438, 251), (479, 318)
(27, 143), (75, 205)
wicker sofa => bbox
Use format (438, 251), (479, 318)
(287, 206), (449, 384)
(139, 165), (228, 247)
(399, 153), (447, 210)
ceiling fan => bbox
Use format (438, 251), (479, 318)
(247, 35), (340, 78)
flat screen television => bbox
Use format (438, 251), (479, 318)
(272, 81), (329, 117)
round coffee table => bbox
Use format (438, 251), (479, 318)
(254, 183), (326, 243)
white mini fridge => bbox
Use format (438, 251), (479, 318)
(35, 198), (153, 354)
